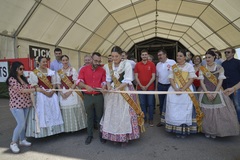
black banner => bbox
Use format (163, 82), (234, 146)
(29, 45), (50, 59)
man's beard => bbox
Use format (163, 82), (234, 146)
(57, 57), (61, 61)
(92, 64), (99, 69)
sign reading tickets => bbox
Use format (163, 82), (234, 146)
(0, 61), (9, 82)
(29, 45), (50, 60)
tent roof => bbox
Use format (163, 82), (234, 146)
(1, 0), (240, 55)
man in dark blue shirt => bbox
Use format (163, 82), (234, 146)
(222, 48), (240, 123)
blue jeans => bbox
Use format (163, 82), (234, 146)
(230, 89), (240, 123)
(10, 108), (29, 142)
(157, 83), (170, 116)
(138, 90), (155, 120)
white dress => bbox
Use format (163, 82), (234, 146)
(163, 63), (198, 135)
(57, 67), (87, 132)
(26, 68), (64, 138)
(100, 60), (140, 142)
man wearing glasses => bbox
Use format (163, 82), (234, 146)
(155, 49), (176, 127)
(77, 52), (107, 145)
(222, 48), (240, 123)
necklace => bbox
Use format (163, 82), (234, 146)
(177, 63), (186, 67)
(39, 68), (47, 73)
(207, 62), (214, 67)
(114, 63), (119, 67)
(194, 65), (200, 71)
(63, 66), (69, 70)
(206, 63), (216, 71)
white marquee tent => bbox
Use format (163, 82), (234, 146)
(0, 0), (240, 67)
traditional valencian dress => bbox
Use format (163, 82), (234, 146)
(199, 64), (239, 137)
(100, 60), (144, 142)
(57, 67), (87, 132)
(161, 63), (198, 135)
(26, 68), (64, 138)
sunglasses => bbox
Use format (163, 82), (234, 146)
(224, 51), (231, 54)
(19, 67), (24, 71)
(93, 59), (101, 63)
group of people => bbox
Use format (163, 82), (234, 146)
(156, 48), (239, 139)
(131, 47), (239, 139)
(6, 46), (240, 154)
(6, 46), (145, 153)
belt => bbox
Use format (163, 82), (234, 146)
(158, 82), (170, 86)
(85, 93), (102, 96)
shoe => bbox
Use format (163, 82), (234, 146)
(149, 120), (154, 127)
(176, 134), (181, 138)
(85, 136), (93, 145)
(205, 134), (210, 138)
(10, 143), (20, 153)
(211, 135), (216, 139)
(181, 135), (186, 139)
(100, 137), (106, 144)
(19, 139), (31, 146)
(156, 122), (163, 127)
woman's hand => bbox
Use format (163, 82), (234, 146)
(101, 88), (108, 94)
(212, 93), (217, 100)
(114, 87), (120, 91)
(107, 86), (112, 91)
(175, 88), (182, 95)
(64, 91), (72, 99)
(206, 92), (214, 101)
(36, 87), (44, 93)
(61, 92), (67, 99)
(44, 90), (54, 97)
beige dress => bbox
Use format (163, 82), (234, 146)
(199, 64), (239, 137)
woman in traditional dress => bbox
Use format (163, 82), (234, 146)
(192, 55), (202, 91)
(199, 50), (239, 138)
(161, 50), (198, 138)
(100, 46), (144, 146)
(26, 56), (64, 138)
(57, 55), (87, 132)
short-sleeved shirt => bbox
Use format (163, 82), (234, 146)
(156, 59), (176, 84)
(78, 65), (106, 94)
(222, 58), (240, 89)
(8, 77), (32, 109)
(134, 61), (156, 90)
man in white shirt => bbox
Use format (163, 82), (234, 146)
(155, 49), (176, 127)
(122, 51), (136, 85)
(186, 51), (194, 65)
(108, 55), (112, 63)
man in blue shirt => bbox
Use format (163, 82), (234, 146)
(222, 48), (240, 123)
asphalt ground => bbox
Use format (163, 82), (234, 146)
(0, 98), (240, 160)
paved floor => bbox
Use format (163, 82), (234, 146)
(0, 98), (240, 160)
